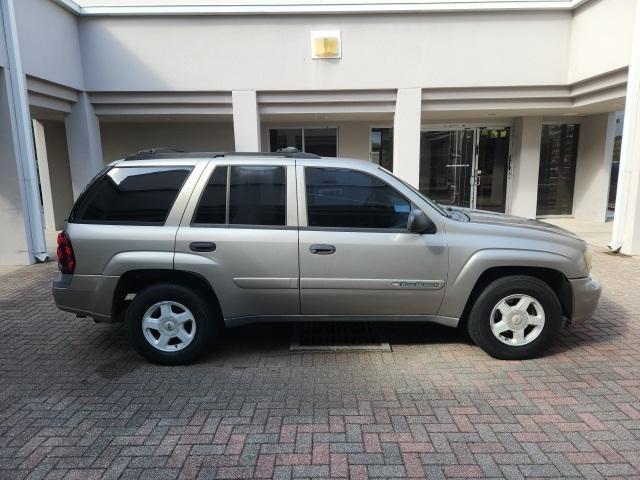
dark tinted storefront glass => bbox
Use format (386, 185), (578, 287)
(269, 128), (303, 152)
(536, 124), (580, 216)
(371, 128), (394, 171)
(72, 166), (191, 224)
(304, 128), (337, 157)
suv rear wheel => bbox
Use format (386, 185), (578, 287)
(467, 275), (562, 360)
(125, 283), (217, 365)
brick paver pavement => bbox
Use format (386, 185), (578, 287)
(1, 250), (639, 479)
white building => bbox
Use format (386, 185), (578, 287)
(0, 0), (639, 264)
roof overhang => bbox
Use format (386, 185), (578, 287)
(51, 0), (592, 16)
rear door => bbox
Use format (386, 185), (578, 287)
(298, 164), (448, 316)
(174, 159), (300, 321)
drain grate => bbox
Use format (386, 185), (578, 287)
(290, 322), (391, 352)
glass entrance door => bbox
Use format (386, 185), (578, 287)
(475, 128), (510, 212)
(419, 130), (474, 208)
(419, 127), (510, 212)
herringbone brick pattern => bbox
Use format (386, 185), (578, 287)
(1, 250), (639, 479)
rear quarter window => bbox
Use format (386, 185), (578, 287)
(70, 166), (192, 225)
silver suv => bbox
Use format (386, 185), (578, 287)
(52, 150), (601, 364)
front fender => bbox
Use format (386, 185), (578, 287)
(438, 248), (578, 318)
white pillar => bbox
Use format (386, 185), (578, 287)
(509, 117), (542, 219)
(0, 0), (47, 263)
(33, 119), (57, 232)
(573, 113), (616, 223)
(392, 88), (422, 187)
(610, 0), (640, 255)
(65, 92), (104, 199)
(232, 90), (261, 152)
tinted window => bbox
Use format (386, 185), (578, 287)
(72, 166), (191, 224)
(229, 166), (286, 226)
(193, 166), (227, 224)
(537, 124), (580, 215)
(305, 167), (411, 229)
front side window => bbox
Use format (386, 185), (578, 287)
(193, 165), (286, 226)
(71, 166), (192, 224)
(305, 167), (411, 229)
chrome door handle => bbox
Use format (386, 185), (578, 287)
(309, 244), (336, 255)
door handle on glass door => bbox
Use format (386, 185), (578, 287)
(309, 244), (336, 255)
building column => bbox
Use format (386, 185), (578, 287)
(392, 88), (422, 187)
(33, 119), (56, 233)
(573, 113), (616, 222)
(509, 117), (542, 219)
(65, 92), (104, 199)
(232, 90), (261, 152)
(0, 0), (47, 264)
(610, 1), (640, 254)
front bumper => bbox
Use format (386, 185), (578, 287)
(52, 273), (119, 322)
(569, 275), (602, 323)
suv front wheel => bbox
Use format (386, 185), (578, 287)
(467, 275), (563, 360)
(125, 283), (217, 365)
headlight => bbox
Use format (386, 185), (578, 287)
(583, 246), (593, 274)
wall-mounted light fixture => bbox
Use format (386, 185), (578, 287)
(311, 31), (341, 59)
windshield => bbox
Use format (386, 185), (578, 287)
(377, 166), (450, 217)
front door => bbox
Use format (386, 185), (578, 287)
(298, 164), (448, 316)
(419, 127), (511, 212)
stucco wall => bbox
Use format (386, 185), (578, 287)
(14, 0), (84, 89)
(79, 11), (572, 92)
(100, 121), (235, 163)
(568, 0), (635, 83)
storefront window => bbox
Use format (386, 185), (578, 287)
(608, 111), (624, 213)
(269, 127), (337, 157)
(370, 128), (394, 171)
(536, 124), (580, 216)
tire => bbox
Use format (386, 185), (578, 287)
(125, 283), (217, 365)
(467, 275), (562, 360)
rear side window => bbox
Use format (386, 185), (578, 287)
(71, 166), (191, 225)
(305, 167), (411, 229)
(193, 165), (286, 226)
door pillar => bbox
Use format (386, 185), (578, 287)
(232, 90), (261, 152)
(509, 117), (542, 219)
(392, 88), (422, 187)
(0, 0), (47, 264)
(65, 92), (104, 199)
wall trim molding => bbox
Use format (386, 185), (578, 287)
(51, 0), (592, 16)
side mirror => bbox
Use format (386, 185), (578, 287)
(407, 209), (436, 234)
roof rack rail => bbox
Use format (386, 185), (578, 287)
(123, 147), (321, 161)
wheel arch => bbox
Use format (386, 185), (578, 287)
(457, 266), (572, 330)
(111, 269), (223, 327)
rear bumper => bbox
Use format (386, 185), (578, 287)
(570, 275), (602, 324)
(52, 273), (119, 322)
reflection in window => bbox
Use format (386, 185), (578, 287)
(229, 166), (286, 226)
(536, 124), (580, 216)
(72, 167), (191, 224)
(371, 128), (394, 171)
(305, 167), (411, 229)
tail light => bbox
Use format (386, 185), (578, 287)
(57, 232), (76, 274)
